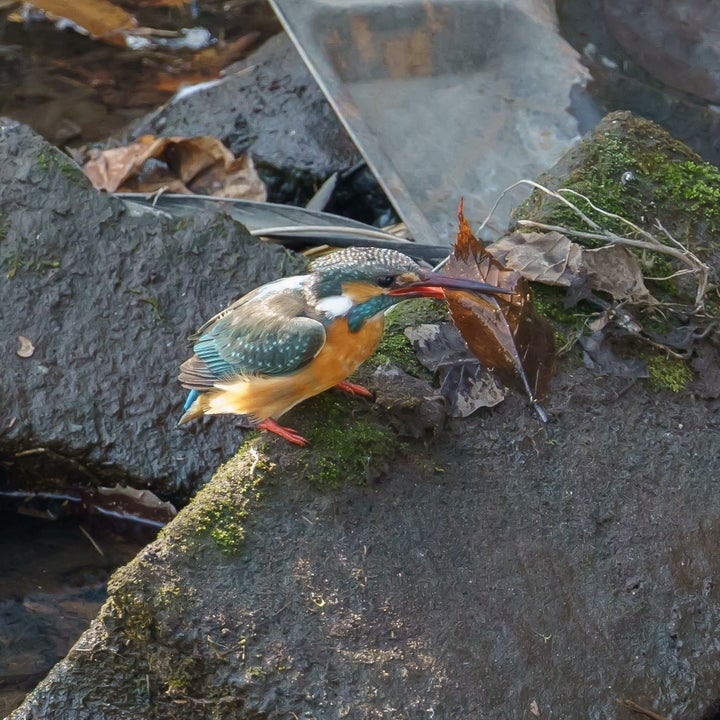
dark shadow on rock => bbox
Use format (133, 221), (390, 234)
(0, 119), (305, 495)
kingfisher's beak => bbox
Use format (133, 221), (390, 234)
(387, 271), (512, 299)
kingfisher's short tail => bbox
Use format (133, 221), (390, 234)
(177, 390), (205, 426)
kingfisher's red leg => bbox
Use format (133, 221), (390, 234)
(335, 380), (374, 399)
(257, 418), (309, 447)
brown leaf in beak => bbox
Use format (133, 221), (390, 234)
(442, 203), (556, 417)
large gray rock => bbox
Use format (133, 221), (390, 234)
(0, 120), (304, 494)
(604, 0), (720, 104)
(132, 33), (361, 204)
(6, 367), (720, 719)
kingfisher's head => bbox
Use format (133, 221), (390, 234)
(309, 247), (504, 331)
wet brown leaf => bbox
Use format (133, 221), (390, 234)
(83, 135), (266, 200)
(443, 205), (556, 416)
(29, 0), (137, 45)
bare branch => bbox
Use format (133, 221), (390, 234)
(506, 180), (711, 311)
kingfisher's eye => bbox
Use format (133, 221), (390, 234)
(377, 275), (395, 288)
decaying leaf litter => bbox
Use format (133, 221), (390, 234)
(405, 168), (718, 413)
(472, 178), (718, 396)
(82, 136), (267, 199)
(404, 204), (556, 421)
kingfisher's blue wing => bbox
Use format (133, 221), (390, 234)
(179, 278), (327, 389)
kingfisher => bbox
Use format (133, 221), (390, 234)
(178, 246), (505, 446)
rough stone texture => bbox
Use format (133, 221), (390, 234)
(604, 0), (720, 104)
(6, 366), (720, 720)
(0, 119), (304, 494)
(515, 111), (720, 307)
(131, 33), (361, 205)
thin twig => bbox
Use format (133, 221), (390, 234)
(617, 698), (671, 720)
(503, 181), (710, 311)
(78, 525), (105, 558)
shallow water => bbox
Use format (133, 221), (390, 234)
(0, 0), (279, 145)
(0, 511), (152, 716)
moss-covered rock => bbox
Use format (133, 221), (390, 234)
(298, 394), (397, 490)
(514, 111), (719, 307)
(516, 111), (720, 251)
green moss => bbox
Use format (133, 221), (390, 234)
(299, 394), (396, 490)
(106, 590), (155, 645)
(370, 332), (425, 375)
(513, 112), (720, 312)
(385, 297), (449, 330)
(211, 219), (230, 240)
(656, 160), (720, 215)
(2, 248), (60, 278)
(1, 225), (62, 279)
(57, 157), (86, 183)
(37, 146), (86, 184)
(531, 284), (584, 327)
(367, 297), (447, 375)
(128, 288), (162, 322)
(98, 444), (277, 711)
(646, 354), (693, 392)
(3, 248), (28, 279)
(182, 448), (269, 555)
(516, 112), (720, 250)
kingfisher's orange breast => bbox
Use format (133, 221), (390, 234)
(204, 314), (385, 422)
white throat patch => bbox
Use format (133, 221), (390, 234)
(316, 293), (353, 318)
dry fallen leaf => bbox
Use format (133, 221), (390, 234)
(443, 205), (556, 418)
(16, 335), (35, 358)
(83, 135), (267, 200)
(488, 231), (583, 286)
(404, 323), (505, 416)
(488, 230), (653, 303)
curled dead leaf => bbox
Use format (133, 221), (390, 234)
(488, 230), (654, 303)
(16, 335), (35, 358)
(83, 135), (266, 201)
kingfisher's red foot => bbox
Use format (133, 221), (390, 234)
(335, 380), (374, 399)
(257, 418), (309, 447)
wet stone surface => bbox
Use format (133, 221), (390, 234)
(0, 120), (304, 495)
(6, 364), (720, 719)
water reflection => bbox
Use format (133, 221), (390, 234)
(0, 511), (153, 716)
